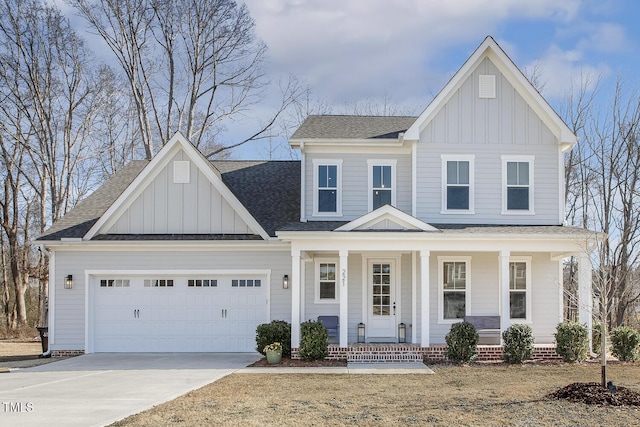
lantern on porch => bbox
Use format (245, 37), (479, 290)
(358, 323), (365, 343)
(398, 323), (406, 343)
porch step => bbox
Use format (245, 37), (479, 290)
(346, 344), (423, 363)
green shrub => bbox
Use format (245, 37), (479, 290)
(554, 322), (589, 362)
(610, 326), (640, 362)
(502, 324), (534, 364)
(256, 320), (291, 356)
(592, 322), (603, 355)
(445, 321), (479, 364)
(298, 320), (328, 361)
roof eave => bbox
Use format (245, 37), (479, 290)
(289, 137), (405, 149)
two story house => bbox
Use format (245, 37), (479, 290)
(38, 36), (597, 359)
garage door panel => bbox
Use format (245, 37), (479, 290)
(93, 274), (268, 352)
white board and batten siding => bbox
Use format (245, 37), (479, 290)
(108, 150), (251, 235)
(51, 249), (292, 353)
(416, 56), (561, 225)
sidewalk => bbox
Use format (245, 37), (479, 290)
(238, 362), (434, 374)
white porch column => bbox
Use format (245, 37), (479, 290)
(578, 253), (593, 351)
(339, 249), (349, 347)
(291, 250), (301, 348)
(499, 250), (511, 335)
(411, 252), (417, 344)
(420, 250), (430, 347)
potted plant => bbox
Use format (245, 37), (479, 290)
(264, 342), (282, 364)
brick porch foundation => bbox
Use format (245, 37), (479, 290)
(291, 343), (561, 362)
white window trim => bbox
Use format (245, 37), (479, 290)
(441, 155), (475, 214)
(509, 256), (532, 323)
(312, 159), (343, 217)
(501, 155), (535, 215)
(314, 258), (339, 304)
(437, 256), (472, 324)
(367, 159), (397, 211)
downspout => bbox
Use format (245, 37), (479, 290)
(39, 244), (52, 358)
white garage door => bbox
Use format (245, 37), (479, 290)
(92, 274), (268, 352)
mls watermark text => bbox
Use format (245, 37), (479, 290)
(3, 402), (34, 413)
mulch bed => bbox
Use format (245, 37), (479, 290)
(249, 355), (347, 367)
(547, 382), (640, 406)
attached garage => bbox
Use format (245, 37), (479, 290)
(89, 271), (270, 352)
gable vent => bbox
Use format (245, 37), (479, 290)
(479, 74), (496, 98)
(173, 160), (190, 184)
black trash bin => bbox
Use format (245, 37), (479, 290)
(36, 326), (48, 354)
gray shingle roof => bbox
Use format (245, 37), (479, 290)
(37, 159), (300, 241)
(278, 222), (595, 237)
(290, 115), (417, 140)
(216, 160), (300, 237)
(38, 161), (149, 240)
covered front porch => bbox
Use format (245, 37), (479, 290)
(277, 215), (597, 355)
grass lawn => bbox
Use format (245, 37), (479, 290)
(112, 362), (640, 426)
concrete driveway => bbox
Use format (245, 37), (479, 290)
(0, 352), (261, 427)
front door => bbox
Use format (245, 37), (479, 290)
(367, 260), (397, 339)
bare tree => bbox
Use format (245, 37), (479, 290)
(70, 0), (301, 159)
(586, 79), (640, 328)
(0, 0), (100, 329)
(339, 93), (416, 117)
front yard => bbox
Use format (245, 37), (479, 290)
(112, 362), (640, 426)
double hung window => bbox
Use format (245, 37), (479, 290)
(441, 155), (474, 213)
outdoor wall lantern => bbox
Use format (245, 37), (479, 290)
(358, 322), (365, 343)
(65, 275), (73, 289)
(282, 274), (289, 289)
(398, 323), (406, 343)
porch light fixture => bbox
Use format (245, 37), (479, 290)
(398, 323), (406, 343)
(65, 275), (73, 289)
(358, 323), (365, 343)
(282, 275), (289, 289)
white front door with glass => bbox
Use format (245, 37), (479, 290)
(367, 260), (397, 339)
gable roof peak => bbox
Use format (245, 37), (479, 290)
(404, 36), (577, 148)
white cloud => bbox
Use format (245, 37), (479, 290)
(576, 23), (628, 53)
(526, 44), (610, 99)
(244, 0), (583, 107)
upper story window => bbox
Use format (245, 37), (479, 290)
(313, 160), (342, 216)
(502, 155), (534, 214)
(368, 160), (396, 211)
(509, 257), (531, 322)
(438, 256), (471, 323)
(441, 155), (474, 213)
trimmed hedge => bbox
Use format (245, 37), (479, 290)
(592, 322), (603, 355)
(610, 326), (640, 362)
(255, 320), (291, 356)
(554, 321), (589, 363)
(445, 321), (479, 363)
(502, 324), (534, 364)
(299, 320), (328, 361)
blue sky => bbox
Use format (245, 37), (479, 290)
(231, 0), (640, 159)
(54, 0), (640, 159)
